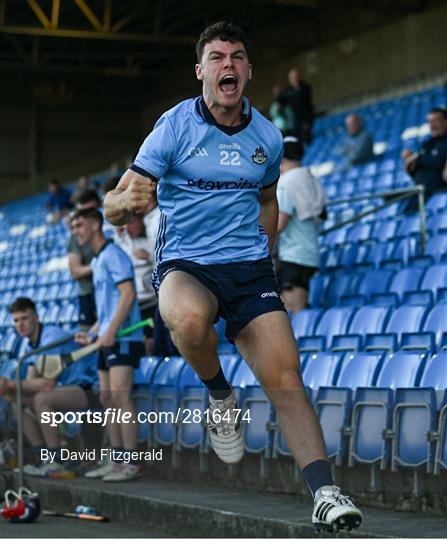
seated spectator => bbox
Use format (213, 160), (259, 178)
(278, 68), (314, 144)
(276, 136), (326, 314)
(402, 106), (447, 213)
(46, 178), (74, 223)
(334, 114), (374, 172)
(67, 189), (102, 330)
(115, 214), (158, 354)
(0, 297), (98, 478)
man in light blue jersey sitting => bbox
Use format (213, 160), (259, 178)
(104, 21), (362, 532)
(0, 297), (98, 478)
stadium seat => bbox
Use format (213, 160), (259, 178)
(299, 306), (357, 352)
(151, 357), (188, 452)
(315, 387), (351, 465)
(133, 356), (164, 444)
(332, 306), (392, 351)
(390, 388), (437, 473)
(419, 265), (447, 299)
(426, 234), (447, 263)
(241, 384), (275, 477)
(290, 308), (322, 341)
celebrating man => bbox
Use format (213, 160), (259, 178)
(104, 21), (362, 531)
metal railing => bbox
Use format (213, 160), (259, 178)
(320, 185), (427, 254)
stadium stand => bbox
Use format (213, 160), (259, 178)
(0, 84), (446, 497)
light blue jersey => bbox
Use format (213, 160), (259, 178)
(132, 97), (283, 265)
(25, 324), (97, 387)
(91, 240), (143, 341)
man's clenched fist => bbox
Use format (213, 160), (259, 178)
(124, 176), (156, 215)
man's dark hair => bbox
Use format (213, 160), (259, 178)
(70, 207), (104, 227)
(49, 178), (60, 187)
(429, 106), (447, 119)
(9, 297), (37, 314)
(196, 21), (252, 63)
(77, 189), (101, 207)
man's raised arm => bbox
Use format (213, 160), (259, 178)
(104, 169), (156, 226)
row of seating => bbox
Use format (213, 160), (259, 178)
(292, 302), (447, 354)
(130, 351), (447, 477)
(321, 212), (447, 247)
(311, 265), (447, 307)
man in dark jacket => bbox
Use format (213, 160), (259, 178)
(403, 106), (447, 213)
(278, 68), (314, 144)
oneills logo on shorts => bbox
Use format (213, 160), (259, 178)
(261, 291), (279, 298)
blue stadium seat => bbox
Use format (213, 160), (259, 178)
(390, 388), (436, 473)
(426, 234), (447, 263)
(348, 387), (393, 469)
(327, 275), (362, 306)
(354, 269), (394, 301)
(426, 193), (447, 214)
(371, 220), (398, 242)
(241, 384), (275, 477)
(427, 213), (447, 234)
(333, 306), (392, 351)
(302, 352), (344, 395)
(315, 387), (351, 465)
(309, 275), (330, 307)
(290, 308), (322, 341)
(380, 267), (425, 304)
(422, 304), (447, 350)
(396, 215), (421, 237)
(300, 306), (357, 351)
(370, 305), (429, 348)
(152, 357), (188, 450)
(434, 391), (447, 474)
(419, 265), (447, 298)
(345, 223), (372, 243)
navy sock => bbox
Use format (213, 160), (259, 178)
(302, 459), (334, 497)
(200, 366), (232, 400)
(111, 447), (124, 463)
(123, 449), (139, 466)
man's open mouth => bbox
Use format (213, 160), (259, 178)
(219, 74), (238, 94)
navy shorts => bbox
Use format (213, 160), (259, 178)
(277, 262), (318, 292)
(98, 341), (144, 371)
(155, 257), (286, 340)
(79, 292), (97, 327)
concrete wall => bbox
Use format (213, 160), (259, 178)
(249, 4), (447, 110)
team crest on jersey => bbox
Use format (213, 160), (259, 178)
(251, 146), (267, 165)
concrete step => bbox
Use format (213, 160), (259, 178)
(23, 476), (447, 538)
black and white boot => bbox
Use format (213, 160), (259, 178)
(207, 390), (245, 464)
(312, 485), (363, 532)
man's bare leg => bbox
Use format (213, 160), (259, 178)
(281, 286), (309, 315)
(98, 370), (122, 449)
(109, 365), (138, 451)
(159, 271), (220, 379)
(33, 386), (90, 448)
(234, 310), (327, 468)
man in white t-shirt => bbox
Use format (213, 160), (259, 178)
(277, 136), (326, 314)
